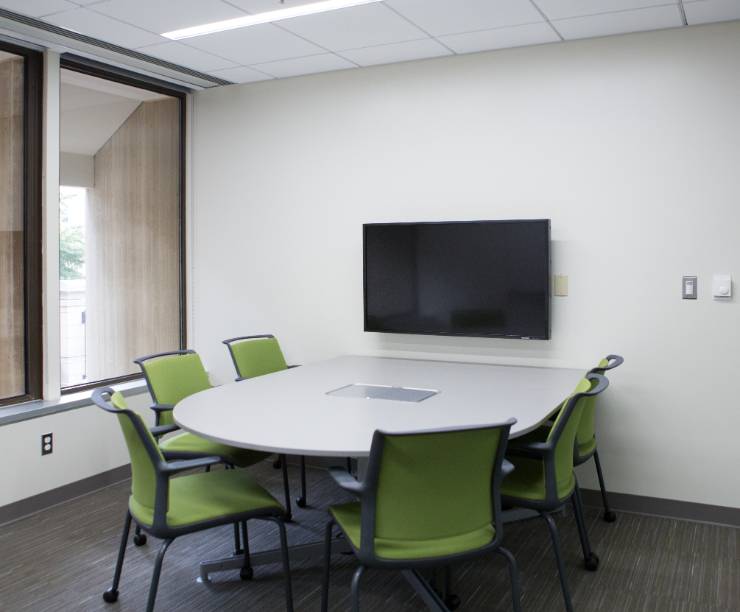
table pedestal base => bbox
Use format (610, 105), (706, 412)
(196, 508), (539, 609)
(198, 537), (351, 583)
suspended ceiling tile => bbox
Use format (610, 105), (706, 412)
(386, 0), (544, 36)
(42, 7), (164, 47)
(683, 0), (740, 25)
(254, 52), (355, 78)
(340, 38), (452, 67)
(277, 3), (426, 52)
(208, 65), (274, 84)
(138, 41), (238, 72)
(439, 22), (560, 54)
(534, 0), (676, 21)
(90, 0), (246, 36)
(0, 0), (77, 17)
(553, 5), (683, 40)
(185, 22), (324, 65)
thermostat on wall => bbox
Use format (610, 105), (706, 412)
(712, 274), (732, 299)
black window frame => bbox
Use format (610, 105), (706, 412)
(59, 55), (188, 395)
(0, 40), (43, 408)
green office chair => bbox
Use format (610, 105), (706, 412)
(223, 335), (311, 513)
(577, 355), (623, 522)
(511, 355), (624, 523)
(92, 388), (293, 612)
(321, 422), (522, 612)
(134, 350), (294, 553)
(502, 373), (609, 612)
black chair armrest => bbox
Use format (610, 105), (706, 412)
(161, 456), (222, 474)
(151, 423), (179, 438)
(507, 440), (552, 459)
(502, 459), (516, 477)
(328, 467), (364, 495)
(150, 403), (175, 413)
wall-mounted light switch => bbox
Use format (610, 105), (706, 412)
(682, 276), (697, 299)
(553, 275), (568, 297)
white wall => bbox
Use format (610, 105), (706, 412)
(0, 393), (150, 507)
(191, 21), (740, 509)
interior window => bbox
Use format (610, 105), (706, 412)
(59, 68), (184, 391)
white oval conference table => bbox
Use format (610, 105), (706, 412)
(175, 354), (584, 456)
(174, 355), (585, 609)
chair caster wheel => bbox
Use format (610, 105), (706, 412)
(296, 497), (307, 508)
(240, 567), (254, 581)
(133, 532), (147, 546)
(584, 553), (600, 571)
(103, 588), (119, 603)
(444, 594), (461, 610)
(603, 510), (617, 523)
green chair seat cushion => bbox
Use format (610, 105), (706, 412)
(130, 468), (282, 528)
(160, 432), (269, 468)
(330, 502), (495, 561)
(501, 456), (574, 503)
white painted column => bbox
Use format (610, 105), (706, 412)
(42, 51), (60, 400)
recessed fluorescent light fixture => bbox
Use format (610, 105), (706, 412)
(162, 0), (385, 40)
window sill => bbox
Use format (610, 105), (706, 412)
(0, 380), (149, 426)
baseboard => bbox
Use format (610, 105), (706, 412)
(301, 458), (740, 528)
(0, 464), (131, 527)
(2, 461), (738, 529)
(579, 488), (740, 528)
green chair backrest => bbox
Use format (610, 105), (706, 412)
(227, 336), (288, 379)
(574, 359), (607, 449)
(106, 391), (163, 514)
(137, 351), (212, 426)
(575, 355), (622, 450)
(369, 424), (510, 546)
(548, 378), (592, 498)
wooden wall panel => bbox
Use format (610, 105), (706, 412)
(86, 98), (180, 382)
(0, 56), (25, 399)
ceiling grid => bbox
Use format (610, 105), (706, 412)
(0, 0), (736, 87)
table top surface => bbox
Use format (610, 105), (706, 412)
(174, 355), (585, 457)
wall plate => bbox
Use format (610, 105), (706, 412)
(712, 273), (732, 299)
(682, 276), (697, 300)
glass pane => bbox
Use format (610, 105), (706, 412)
(60, 186), (87, 387)
(60, 69), (181, 388)
(0, 51), (25, 400)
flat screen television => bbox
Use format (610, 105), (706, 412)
(363, 220), (550, 339)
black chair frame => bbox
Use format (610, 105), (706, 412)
(92, 387), (293, 612)
(321, 421), (522, 612)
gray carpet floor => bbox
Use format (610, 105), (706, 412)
(0, 461), (737, 611)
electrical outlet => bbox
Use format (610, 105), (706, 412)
(41, 433), (53, 456)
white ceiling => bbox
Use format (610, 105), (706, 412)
(60, 69), (168, 154)
(2, 0), (739, 84)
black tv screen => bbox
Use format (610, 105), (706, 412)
(363, 220), (550, 339)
